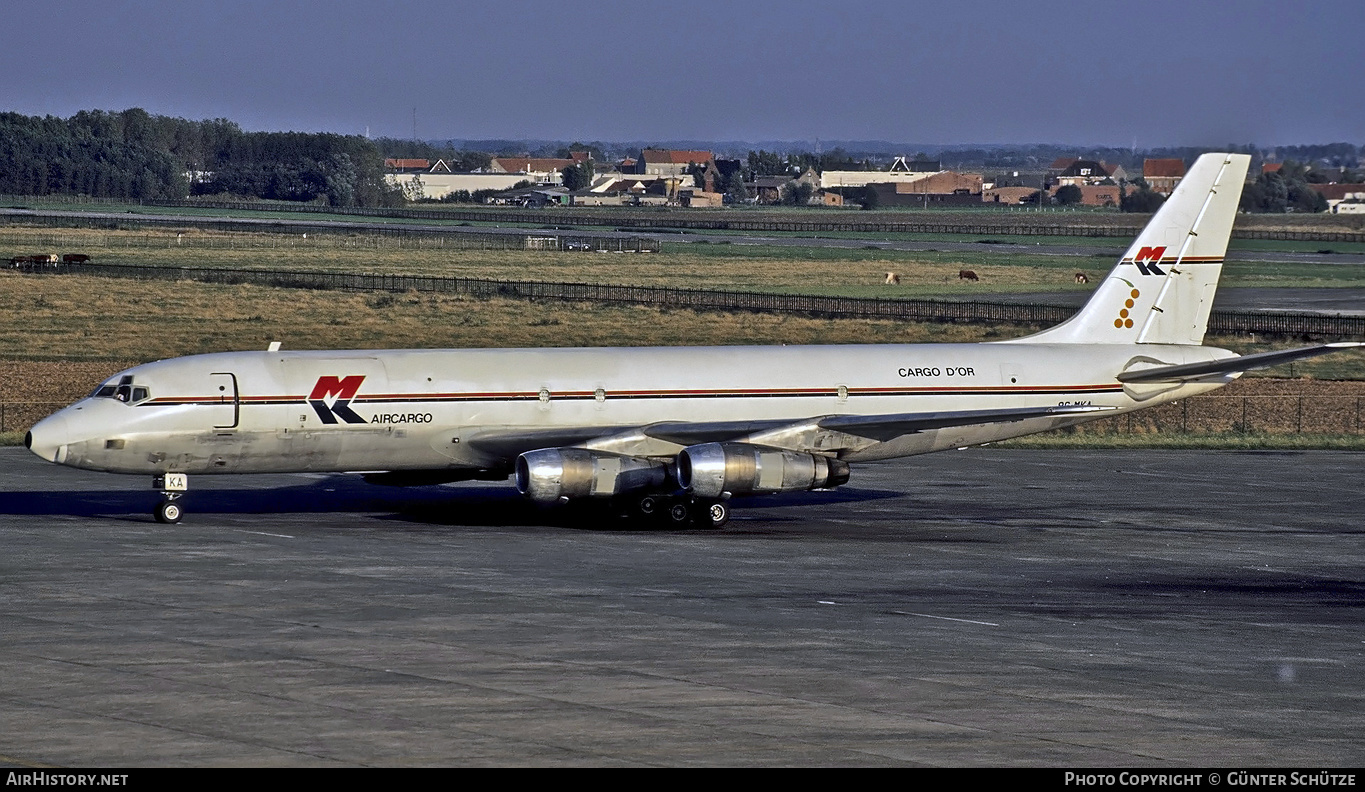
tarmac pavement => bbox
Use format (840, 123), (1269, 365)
(0, 446), (1362, 766)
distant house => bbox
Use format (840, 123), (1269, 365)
(715, 159), (743, 177)
(1053, 184), (1121, 207)
(983, 186), (1042, 205)
(747, 175), (791, 204)
(384, 158), (432, 173)
(1143, 159), (1186, 194)
(487, 157), (582, 185)
(636, 149), (714, 178)
(696, 160), (722, 192)
(868, 171), (984, 207)
(1055, 160), (1110, 186)
(1050, 159), (1125, 187)
(1262, 162), (1283, 174)
(679, 190), (725, 208)
(1310, 183), (1365, 213)
(891, 171), (982, 195)
(1101, 162), (1128, 182)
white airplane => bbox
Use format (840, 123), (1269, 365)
(24, 152), (1362, 527)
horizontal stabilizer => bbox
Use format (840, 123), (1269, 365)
(1117, 343), (1365, 383)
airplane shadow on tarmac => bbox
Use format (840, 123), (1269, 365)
(0, 474), (901, 529)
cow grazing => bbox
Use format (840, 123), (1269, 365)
(1074, 272), (1089, 284)
(958, 269), (979, 282)
(883, 272), (900, 285)
(62, 254), (91, 264)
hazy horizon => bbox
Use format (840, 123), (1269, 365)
(6, 1), (1362, 148)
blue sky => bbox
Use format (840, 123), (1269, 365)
(5, 0), (1362, 147)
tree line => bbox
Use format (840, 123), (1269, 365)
(0, 108), (404, 206)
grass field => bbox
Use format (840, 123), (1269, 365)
(3, 269), (1362, 379)
(0, 271), (1006, 362)
(5, 224), (1365, 300)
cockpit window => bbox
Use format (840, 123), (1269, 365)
(92, 374), (151, 404)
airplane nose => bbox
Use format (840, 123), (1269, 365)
(26, 413), (70, 464)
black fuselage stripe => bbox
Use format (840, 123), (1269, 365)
(148, 385), (1124, 408)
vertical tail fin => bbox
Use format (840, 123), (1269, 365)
(1016, 152), (1251, 345)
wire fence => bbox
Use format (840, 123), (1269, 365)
(1062, 395), (1365, 435)
(11, 260), (1365, 338)
(1, 221), (660, 253)
(140, 199), (1365, 243)
(2, 195), (1360, 241)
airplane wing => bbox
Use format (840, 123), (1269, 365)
(463, 424), (644, 460)
(815, 404), (1115, 442)
(464, 404), (1115, 458)
(1117, 343), (1365, 384)
(643, 419), (802, 445)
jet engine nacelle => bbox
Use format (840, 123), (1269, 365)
(515, 448), (669, 504)
(677, 442), (850, 499)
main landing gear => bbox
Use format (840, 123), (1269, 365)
(153, 473), (188, 523)
(635, 494), (731, 529)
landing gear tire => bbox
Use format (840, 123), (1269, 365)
(155, 500), (183, 524)
(637, 495), (660, 518)
(667, 500), (692, 527)
(701, 500), (730, 529)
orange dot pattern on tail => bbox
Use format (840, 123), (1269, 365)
(1113, 288), (1140, 328)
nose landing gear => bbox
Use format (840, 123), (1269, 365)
(154, 497), (183, 524)
(153, 473), (188, 524)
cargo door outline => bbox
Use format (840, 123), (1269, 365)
(210, 372), (240, 429)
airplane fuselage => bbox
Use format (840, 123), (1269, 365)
(28, 341), (1234, 477)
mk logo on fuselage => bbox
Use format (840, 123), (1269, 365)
(309, 375), (366, 424)
(1132, 246), (1167, 276)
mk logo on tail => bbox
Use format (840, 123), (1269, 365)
(309, 375), (366, 424)
(1133, 246), (1167, 276)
